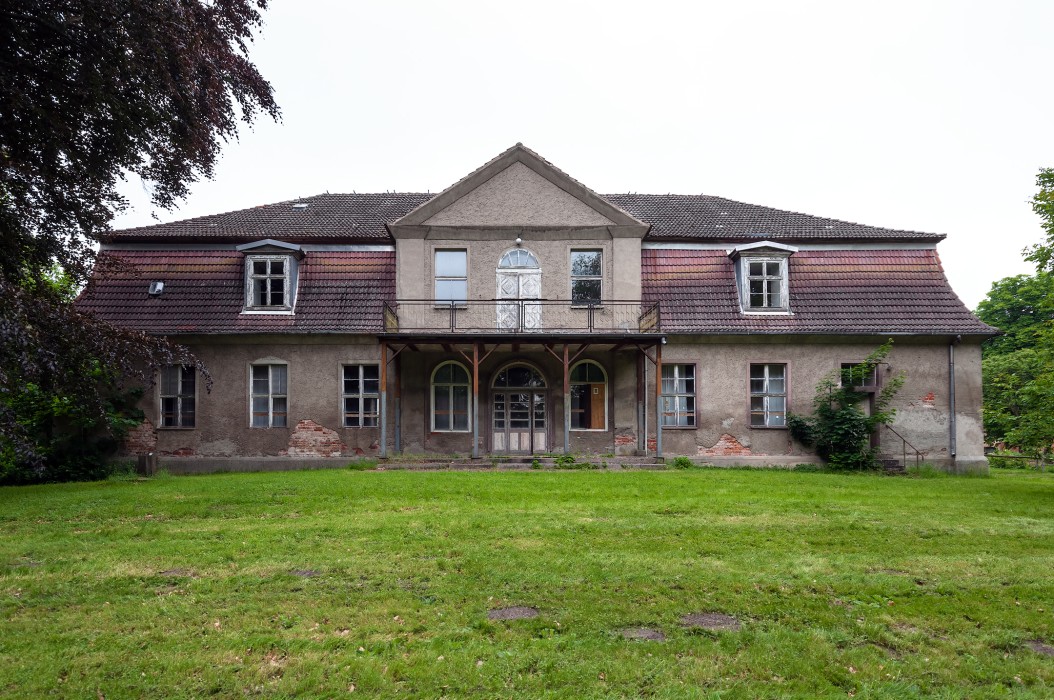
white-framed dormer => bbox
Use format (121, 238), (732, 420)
(728, 241), (798, 315)
(236, 239), (305, 315)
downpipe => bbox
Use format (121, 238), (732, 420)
(949, 334), (961, 459)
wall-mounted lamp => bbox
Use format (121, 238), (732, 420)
(515, 237), (523, 246)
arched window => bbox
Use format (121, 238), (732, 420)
(431, 361), (470, 432)
(492, 364), (547, 388)
(498, 249), (539, 269)
(570, 360), (607, 430)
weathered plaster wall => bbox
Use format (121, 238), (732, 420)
(128, 334), (985, 472)
(134, 335), (387, 459)
(424, 162), (614, 227)
(641, 336), (986, 470)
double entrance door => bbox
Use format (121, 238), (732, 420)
(490, 364), (548, 454)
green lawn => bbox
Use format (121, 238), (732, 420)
(1, 468), (1052, 699)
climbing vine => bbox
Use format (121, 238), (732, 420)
(787, 341), (905, 470)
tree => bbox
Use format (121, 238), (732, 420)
(1, 1), (279, 479)
(974, 273), (1054, 356)
(787, 341), (905, 470)
(1024, 168), (1054, 271)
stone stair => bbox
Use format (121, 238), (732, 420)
(378, 455), (667, 471)
(879, 457), (906, 474)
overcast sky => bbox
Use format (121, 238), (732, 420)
(114, 0), (1054, 309)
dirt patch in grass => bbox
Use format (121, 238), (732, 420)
(158, 568), (194, 578)
(680, 612), (741, 631)
(487, 606), (538, 621)
(620, 627), (665, 641)
(291, 569), (319, 578)
(1026, 640), (1054, 657)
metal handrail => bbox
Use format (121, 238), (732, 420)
(382, 299), (663, 334)
(883, 424), (923, 468)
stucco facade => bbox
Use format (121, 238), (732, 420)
(83, 144), (994, 473)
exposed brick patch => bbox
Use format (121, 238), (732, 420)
(615, 433), (636, 446)
(282, 420), (346, 457)
(647, 437), (656, 452)
(123, 419), (157, 455)
(699, 434), (754, 457)
(169, 447), (196, 457)
(921, 391), (936, 408)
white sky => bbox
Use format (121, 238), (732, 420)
(113, 0), (1054, 310)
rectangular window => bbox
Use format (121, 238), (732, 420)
(840, 362), (878, 388)
(247, 256), (291, 309)
(251, 364), (288, 428)
(159, 365), (195, 428)
(746, 259), (786, 309)
(435, 250), (468, 303)
(750, 364), (787, 427)
(661, 364), (696, 427)
(342, 365), (379, 427)
(570, 250), (602, 303)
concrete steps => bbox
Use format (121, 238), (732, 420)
(380, 455), (667, 471)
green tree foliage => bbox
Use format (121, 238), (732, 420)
(787, 341), (905, 470)
(1, 2), (278, 480)
(974, 273), (1054, 355)
(1024, 168), (1054, 271)
(975, 168), (1054, 457)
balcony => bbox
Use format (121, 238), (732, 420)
(382, 299), (661, 336)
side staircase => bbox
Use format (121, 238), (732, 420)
(378, 455), (667, 471)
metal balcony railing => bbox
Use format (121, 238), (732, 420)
(382, 299), (661, 335)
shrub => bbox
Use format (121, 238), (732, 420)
(670, 456), (697, 469)
(788, 341), (905, 470)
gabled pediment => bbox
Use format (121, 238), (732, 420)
(727, 241), (798, 260)
(235, 239), (305, 259)
(392, 143), (648, 235)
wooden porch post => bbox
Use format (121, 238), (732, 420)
(563, 343), (571, 454)
(655, 341), (663, 459)
(472, 342), (480, 459)
(379, 341), (388, 459)
(393, 352), (401, 454)
(637, 349), (645, 454)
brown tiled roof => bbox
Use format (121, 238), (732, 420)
(103, 193), (432, 243)
(105, 192), (943, 243)
(78, 250), (394, 334)
(642, 249), (996, 335)
(608, 194), (943, 242)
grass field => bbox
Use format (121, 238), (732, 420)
(1, 467), (1052, 699)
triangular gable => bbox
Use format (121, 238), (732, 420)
(727, 241), (799, 259)
(392, 143), (648, 233)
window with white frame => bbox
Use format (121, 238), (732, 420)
(342, 365), (379, 427)
(246, 255), (292, 309)
(750, 363), (787, 427)
(840, 362), (879, 389)
(432, 361), (470, 431)
(661, 364), (696, 427)
(435, 250), (468, 303)
(250, 364), (288, 427)
(570, 250), (602, 303)
(570, 361), (607, 430)
(159, 365), (195, 428)
(745, 258), (787, 310)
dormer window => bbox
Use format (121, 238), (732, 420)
(248, 256), (290, 308)
(729, 241), (797, 314)
(236, 239), (304, 314)
(746, 258), (786, 309)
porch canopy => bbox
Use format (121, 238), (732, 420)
(376, 304), (667, 459)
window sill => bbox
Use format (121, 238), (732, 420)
(741, 309), (793, 316)
(157, 426), (196, 431)
(659, 425), (697, 430)
(430, 430), (472, 434)
(749, 425), (789, 430)
(570, 428), (609, 433)
(241, 308), (295, 316)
